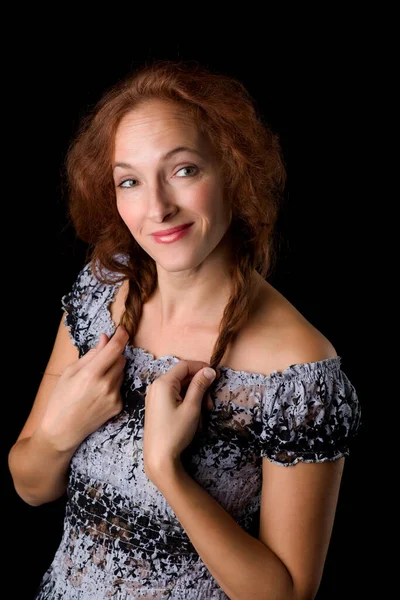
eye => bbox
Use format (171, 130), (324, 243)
(118, 179), (138, 188)
(176, 166), (198, 177)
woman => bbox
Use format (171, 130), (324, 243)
(8, 59), (361, 599)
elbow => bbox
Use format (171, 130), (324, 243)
(12, 482), (49, 507)
(273, 570), (319, 600)
(8, 443), (67, 507)
(290, 582), (320, 600)
(21, 497), (45, 508)
(8, 456), (43, 507)
(13, 482), (66, 507)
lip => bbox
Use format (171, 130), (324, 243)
(151, 223), (193, 237)
(152, 225), (193, 244)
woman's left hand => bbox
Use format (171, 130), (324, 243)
(143, 360), (218, 483)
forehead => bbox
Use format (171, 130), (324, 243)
(115, 100), (202, 149)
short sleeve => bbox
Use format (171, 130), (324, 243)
(259, 357), (361, 466)
(61, 262), (97, 351)
(61, 259), (124, 356)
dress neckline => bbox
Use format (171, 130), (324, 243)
(125, 343), (342, 384)
(105, 280), (342, 385)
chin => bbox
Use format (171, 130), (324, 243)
(157, 260), (199, 272)
(157, 251), (207, 271)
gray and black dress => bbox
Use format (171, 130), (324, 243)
(34, 261), (361, 599)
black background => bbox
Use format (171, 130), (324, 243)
(3, 34), (378, 599)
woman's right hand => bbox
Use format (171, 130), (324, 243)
(34, 325), (129, 453)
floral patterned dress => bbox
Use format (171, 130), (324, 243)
(34, 261), (361, 599)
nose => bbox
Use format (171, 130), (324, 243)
(146, 183), (176, 221)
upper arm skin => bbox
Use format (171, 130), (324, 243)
(258, 325), (344, 599)
(259, 457), (345, 599)
(15, 313), (79, 443)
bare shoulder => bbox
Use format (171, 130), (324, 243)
(241, 277), (338, 376)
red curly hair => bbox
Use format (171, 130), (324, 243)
(65, 59), (287, 370)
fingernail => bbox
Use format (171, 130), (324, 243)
(204, 367), (216, 381)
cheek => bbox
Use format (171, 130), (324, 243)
(192, 180), (223, 213)
(116, 199), (138, 228)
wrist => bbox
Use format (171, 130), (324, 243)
(147, 456), (185, 486)
(31, 426), (78, 458)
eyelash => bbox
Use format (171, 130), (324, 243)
(118, 165), (199, 189)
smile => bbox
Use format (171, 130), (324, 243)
(152, 223), (193, 244)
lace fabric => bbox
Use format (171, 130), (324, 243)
(35, 261), (361, 599)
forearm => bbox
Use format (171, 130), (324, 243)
(8, 432), (73, 506)
(154, 462), (294, 600)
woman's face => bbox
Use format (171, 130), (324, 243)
(113, 99), (233, 273)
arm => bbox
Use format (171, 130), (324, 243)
(154, 461), (293, 600)
(8, 315), (80, 506)
(153, 329), (348, 600)
(259, 457), (345, 600)
(8, 315), (128, 506)
(153, 457), (344, 600)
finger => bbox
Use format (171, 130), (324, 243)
(186, 364), (221, 382)
(164, 360), (220, 384)
(96, 333), (110, 350)
(108, 354), (127, 385)
(75, 333), (110, 368)
(198, 409), (205, 432)
(183, 367), (216, 411)
(86, 325), (129, 375)
(205, 392), (214, 411)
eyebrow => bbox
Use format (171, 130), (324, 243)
(113, 146), (204, 171)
